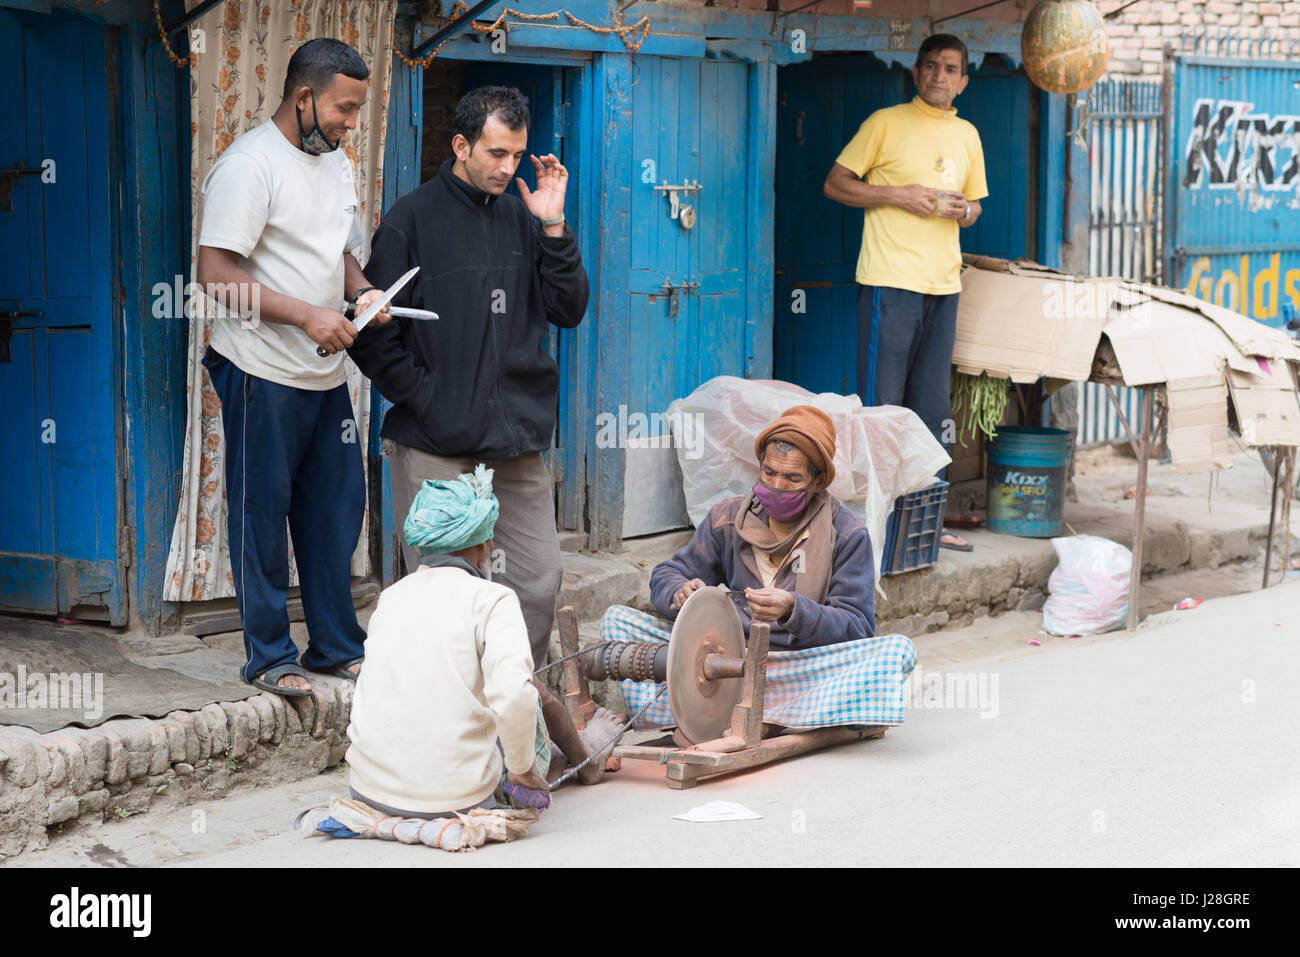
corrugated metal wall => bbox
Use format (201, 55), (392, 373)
(1167, 29), (1300, 329)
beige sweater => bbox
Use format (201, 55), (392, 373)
(345, 565), (539, 813)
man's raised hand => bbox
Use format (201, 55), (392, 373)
(517, 153), (568, 225)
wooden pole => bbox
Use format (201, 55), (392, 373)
(555, 605), (595, 730)
(1263, 448), (1281, 589)
(1280, 448), (1296, 577)
(1127, 387), (1153, 631)
(728, 622), (770, 749)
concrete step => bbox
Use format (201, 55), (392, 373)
(557, 553), (644, 624)
(179, 579), (380, 638)
(558, 530), (586, 553)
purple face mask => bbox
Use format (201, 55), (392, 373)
(752, 481), (810, 522)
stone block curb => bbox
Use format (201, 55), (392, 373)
(0, 684), (354, 860)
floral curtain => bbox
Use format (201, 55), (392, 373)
(163, 0), (397, 603)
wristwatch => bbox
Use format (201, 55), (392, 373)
(540, 215), (566, 228)
(351, 286), (379, 303)
(963, 203), (974, 223)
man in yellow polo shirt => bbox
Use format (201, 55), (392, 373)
(823, 33), (988, 552)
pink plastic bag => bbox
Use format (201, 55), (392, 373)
(1042, 535), (1132, 636)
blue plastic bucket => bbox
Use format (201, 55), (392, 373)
(985, 426), (1072, 537)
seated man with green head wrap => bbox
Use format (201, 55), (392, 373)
(344, 466), (621, 827)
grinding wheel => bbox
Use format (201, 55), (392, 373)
(668, 587), (745, 745)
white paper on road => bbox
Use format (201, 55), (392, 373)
(672, 800), (763, 823)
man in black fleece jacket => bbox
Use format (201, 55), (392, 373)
(349, 86), (589, 667)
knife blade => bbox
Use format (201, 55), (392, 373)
(344, 303), (439, 321)
(316, 265), (420, 357)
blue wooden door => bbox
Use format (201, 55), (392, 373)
(774, 56), (1032, 400)
(628, 56), (750, 424)
(774, 57), (906, 396)
(0, 11), (124, 623)
(959, 58), (1032, 260)
(463, 63), (566, 213)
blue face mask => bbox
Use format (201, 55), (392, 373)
(296, 90), (339, 155)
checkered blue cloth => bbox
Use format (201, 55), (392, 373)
(600, 605), (917, 730)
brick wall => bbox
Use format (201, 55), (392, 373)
(420, 60), (467, 184)
(1101, 0), (1300, 75)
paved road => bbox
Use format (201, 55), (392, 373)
(13, 581), (1300, 868)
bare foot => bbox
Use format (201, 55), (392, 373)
(575, 707), (626, 785)
(346, 661), (361, 677)
(545, 746), (569, 784)
(260, 672), (311, 693)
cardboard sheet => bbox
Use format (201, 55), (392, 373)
(953, 266), (1110, 383)
(1137, 284), (1300, 364)
(1165, 376), (1234, 474)
(1226, 362), (1300, 447)
(1102, 300), (1257, 385)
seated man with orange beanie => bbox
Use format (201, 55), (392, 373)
(600, 405), (917, 732)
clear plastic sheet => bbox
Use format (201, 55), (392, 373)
(667, 377), (951, 583)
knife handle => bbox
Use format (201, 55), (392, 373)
(320, 304), (359, 356)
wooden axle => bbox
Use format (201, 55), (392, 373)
(702, 653), (746, 680)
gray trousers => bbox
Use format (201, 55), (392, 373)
(383, 438), (562, 668)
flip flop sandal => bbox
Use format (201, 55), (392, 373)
(248, 662), (312, 698)
(939, 531), (974, 552)
(328, 657), (364, 682)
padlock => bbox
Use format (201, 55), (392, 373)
(678, 205), (696, 230)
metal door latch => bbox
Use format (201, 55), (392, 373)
(0, 308), (40, 362)
(660, 278), (699, 318)
(653, 181), (703, 230)
(0, 169), (42, 213)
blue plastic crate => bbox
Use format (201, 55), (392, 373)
(880, 480), (949, 576)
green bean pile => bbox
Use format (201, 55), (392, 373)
(950, 370), (1007, 443)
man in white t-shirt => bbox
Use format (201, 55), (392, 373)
(196, 39), (391, 697)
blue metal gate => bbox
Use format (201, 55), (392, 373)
(1167, 29), (1300, 328)
(1077, 78), (1163, 447)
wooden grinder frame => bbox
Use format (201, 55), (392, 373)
(556, 605), (885, 789)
